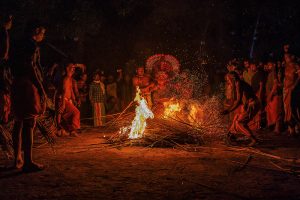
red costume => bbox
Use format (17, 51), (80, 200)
(55, 97), (80, 132)
(265, 69), (283, 130)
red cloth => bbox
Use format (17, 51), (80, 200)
(92, 102), (105, 127)
(56, 98), (80, 132)
(265, 95), (283, 126)
(283, 88), (293, 123)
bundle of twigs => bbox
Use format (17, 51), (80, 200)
(36, 109), (57, 146)
(0, 105), (56, 159)
(0, 122), (14, 159)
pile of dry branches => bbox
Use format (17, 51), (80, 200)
(106, 97), (227, 149)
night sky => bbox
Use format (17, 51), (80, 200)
(1, 0), (300, 73)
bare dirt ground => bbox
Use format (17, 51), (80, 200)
(1, 127), (300, 200)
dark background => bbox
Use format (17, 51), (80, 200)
(1, 0), (300, 74)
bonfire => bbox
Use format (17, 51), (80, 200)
(106, 55), (226, 150)
(107, 89), (226, 150)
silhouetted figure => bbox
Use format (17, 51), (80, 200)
(11, 24), (47, 172)
(119, 73), (133, 110)
(77, 73), (89, 118)
(283, 53), (300, 135)
(265, 62), (283, 133)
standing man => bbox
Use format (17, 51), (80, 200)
(11, 23), (47, 172)
(89, 72), (106, 127)
(283, 53), (300, 135)
(265, 62), (283, 133)
(132, 66), (153, 107)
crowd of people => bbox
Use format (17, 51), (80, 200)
(0, 15), (194, 171)
(222, 45), (300, 146)
(1, 14), (300, 171)
(0, 15), (131, 171)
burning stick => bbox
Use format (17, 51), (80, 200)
(105, 100), (134, 127)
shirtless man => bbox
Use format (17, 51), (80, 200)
(55, 63), (80, 136)
(221, 71), (259, 146)
(11, 24), (47, 172)
(132, 66), (154, 107)
(152, 71), (170, 105)
(283, 53), (300, 135)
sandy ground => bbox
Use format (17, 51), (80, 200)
(1, 127), (300, 200)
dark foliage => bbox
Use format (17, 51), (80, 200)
(1, 0), (299, 73)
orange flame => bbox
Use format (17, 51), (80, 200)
(163, 101), (181, 118)
(187, 103), (203, 125)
